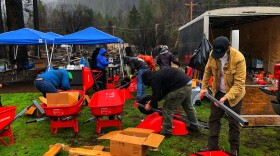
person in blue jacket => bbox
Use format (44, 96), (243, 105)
(34, 69), (73, 97)
(96, 48), (110, 89)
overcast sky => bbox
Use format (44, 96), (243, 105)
(41, 0), (57, 3)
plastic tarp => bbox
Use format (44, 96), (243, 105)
(0, 28), (52, 45)
(188, 36), (212, 71)
(54, 27), (123, 44)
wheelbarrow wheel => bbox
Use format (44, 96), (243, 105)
(120, 77), (131, 89)
(137, 94), (156, 115)
(92, 81), (104, 92)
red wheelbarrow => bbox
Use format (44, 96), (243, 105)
(84, 83), (130, 134)
(0, 106), (17, 146)
(26, 67), (94, 134)
(128, 77), (137, 92)
(107, 75), (134, 100)
(134, 95), (208, 136)
(0, 104), (32, 146)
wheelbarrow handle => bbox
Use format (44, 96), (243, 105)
(60, 116), (73, 121)
(32, 99), (45, 115)
(14, 106), (30, 120)
(118, 82), (131, 89)
(26, 117), (50, 124)
(204, 92), (249, 126)
(83, 116), (96, 124)
(137, 103), (161, 113)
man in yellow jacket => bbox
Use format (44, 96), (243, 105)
(199, 36), (246, 156)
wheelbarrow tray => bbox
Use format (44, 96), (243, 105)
(137, 112), (188, 135)
(41, 90), (84, 117)
(89, 89), (125, 116)
(0, 106), (16, 131)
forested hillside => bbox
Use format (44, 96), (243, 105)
(38, 0), (280, 52)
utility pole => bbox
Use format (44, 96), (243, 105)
(185, 0), (198, 21)
(112, 26), (115, 36)
(155, 23), (159, 46)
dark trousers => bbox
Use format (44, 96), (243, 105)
(208, 91), (242, 151)
(162, 85), (198, 133)
(96, 67), (107, 89)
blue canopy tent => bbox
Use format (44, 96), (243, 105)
(45, 32), (62, 42)
(45, 32), (63, 70)
(54, 27), (125, 75)
(54, 27), (123, 45)
(0, 28), (58, 66)
(0, 28), (48, 45)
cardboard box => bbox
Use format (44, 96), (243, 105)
(98, 128), (164, 156)
(25, 106), (43, 117)
(43, 92), (79, 107)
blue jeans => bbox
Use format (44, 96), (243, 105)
(136, 68), (147, 98)
(34, 80), (58, 97)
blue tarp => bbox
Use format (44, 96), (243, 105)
(0, 28), (49, 45)
(54, 27), (123, 44)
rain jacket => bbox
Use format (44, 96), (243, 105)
(96, 48), (109, 69)
(156, 48), (180, 69)
(142, 67), (191, 108)
(37, 69), (71, 90)
(201, 47), (246, 107)
(137, 55), (156, 71)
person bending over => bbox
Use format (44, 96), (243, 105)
(142, 67), (198, 137)
(34, 69), (72, 97)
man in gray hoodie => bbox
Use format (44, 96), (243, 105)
(156, 46), (180, 69)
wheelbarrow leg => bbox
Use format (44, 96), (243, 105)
(51, 127), (58, 134)
(96, 117), (102, 134)
(117, 115), (122, 130)
(74, 117), (78, 133)
(0, 125), (14, 146)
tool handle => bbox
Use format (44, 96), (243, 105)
(26, 117), (49, 124)
(32, 99), (45, 115)
(204, 92), (249, 126)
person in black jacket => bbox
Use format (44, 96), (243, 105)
(91, 47), (100, 70)
(142, 67), (198, 137)
(123, 56), (148, 99)
(156, 46), (180, 69)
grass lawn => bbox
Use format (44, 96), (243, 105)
(0, 91), (280, 156)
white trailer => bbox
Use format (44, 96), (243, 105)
(178, 6), (280, 73)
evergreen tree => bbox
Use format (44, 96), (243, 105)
(127, 5), (141, 29)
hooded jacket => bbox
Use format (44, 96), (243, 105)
(142, 67), (191, 108)
(156, 48), (180, 69)
(124, 56), (148, 75)
(201, 47), (246, 107)
(37, 69), (71, 90)
(96, 48), (109, 69)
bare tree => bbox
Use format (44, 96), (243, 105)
(5, 0), (27, 67)
(0, 0), (6, 58)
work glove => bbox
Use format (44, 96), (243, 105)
(129, 74), (135, 79)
